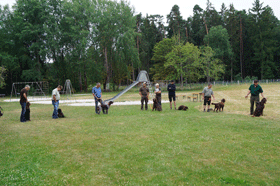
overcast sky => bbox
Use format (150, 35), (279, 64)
(1, 0), (279, 23)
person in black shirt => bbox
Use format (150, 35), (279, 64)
(19, 85), (30, 122)
(167, 80), (176, 110)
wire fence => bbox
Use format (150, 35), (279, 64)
(116, 79), (280, 93)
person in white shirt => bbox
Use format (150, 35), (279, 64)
(52, 85), (63, 119)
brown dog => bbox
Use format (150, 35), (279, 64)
(101, 101), (114, 114)
(178, 105), (188, 111)
(212, 99), (226, 112)
(25, 102), (31, 121)
(152, 98), (162, 111)
(252, 98), (267, 117)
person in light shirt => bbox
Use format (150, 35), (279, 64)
(52, 85), (63, 119)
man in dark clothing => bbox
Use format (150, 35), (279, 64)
(19, 85), (30, 122)
(167, 80), (176, 110)
(139, 82), (149, 110)
(245, 80), (266, 115)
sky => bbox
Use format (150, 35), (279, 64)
(1, 0), (279, 23)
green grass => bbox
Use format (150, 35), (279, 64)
(1, 85), (280, 185)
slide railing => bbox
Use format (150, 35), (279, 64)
(104, 70), (150, 103)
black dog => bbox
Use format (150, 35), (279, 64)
(253, 98), (267, 117)
(58, 108), (65, 118)
(0, 106), (3, 117)
(178, 105), (188, 111)
(98, 101), (114, 114)
(152, 98), (162, 111)
(25, 102), (31, 121)
(212, 99), (226, 112)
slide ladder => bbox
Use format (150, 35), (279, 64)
(104, 70), (151, 103)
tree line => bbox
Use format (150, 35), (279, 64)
(0, 0), (279, 93)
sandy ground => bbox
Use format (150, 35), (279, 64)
(5, 97), (170, 106)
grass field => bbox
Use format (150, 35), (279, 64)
(0, 83), (280, 185)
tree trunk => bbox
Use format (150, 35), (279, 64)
(84, 63), (87, 92)
(79, 70), (82, 92)
(240, 15), (243, 79)
(181, 73), (183, 88)
(186, 27), (188, 42)
(207, 61), (210, 83)
(104, 47), (109, 90)
(231, 59), (233, 82)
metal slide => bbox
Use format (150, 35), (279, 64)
(104, 70), (150, 103)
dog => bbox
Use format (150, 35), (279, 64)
(253, 98), (267, 117)
(152, 98), (162, 111)
(98, 101), (113, 114)
(25, 102), (31, 121)
(212, 99), (226, 112)
(178, 105), (188, 111)
(58, 108), (65, 118)
(0, 106), (3, 117)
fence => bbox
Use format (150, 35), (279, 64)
(114, 79), (280, 93)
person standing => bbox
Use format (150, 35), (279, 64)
(92, 82), (102, 114)
(139, 82), (149, 110)
(245, 80), (266, 115)
(167, 80), (176, 109)
(52, 85), (63, 119)
(20, 85), (30, 122)
(154, 83), (162, 105)
(202, 83), (215, 112)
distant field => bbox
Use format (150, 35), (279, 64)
(0, 83), (279, 185)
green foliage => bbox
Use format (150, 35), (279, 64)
(165, 41), (201, 84)
(234, 73), (242, 81)
(151, 36), (224, 83)
(1, 0), (280, 94)
(198, 46), (225, 82)
(150, 38), (176, 80)
(0, 66), (6, 88)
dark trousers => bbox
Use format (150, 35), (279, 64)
(52, 100), (59, 119)
(156, 96), (161, 105)
(250, 96), (259, 115)
(204, 96), (211, 106)
(95, 98), (103, 113)
(20, 102), (26, 122)
(141, 96), (148, 110)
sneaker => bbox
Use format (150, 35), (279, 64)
(207, 109), (210, 112)
(203, 110), (206, 112)
(170, 107), (172, 110)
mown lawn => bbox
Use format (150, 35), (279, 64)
(1, 95), (280, 186)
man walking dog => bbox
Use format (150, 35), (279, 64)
(20, 85), (30, 122)
(92, 82), (102, 114)
(52, 85), (63, 119)
(202, 83), (215, 112)
(245, 80), (266, 115)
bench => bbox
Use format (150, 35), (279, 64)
(0, 94), (5, 98)
(192, 97), (197, 102)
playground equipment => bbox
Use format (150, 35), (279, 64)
(10, 81), (49, 101)
(62, 79), (74, 99)
(104, 70), (153, 104)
